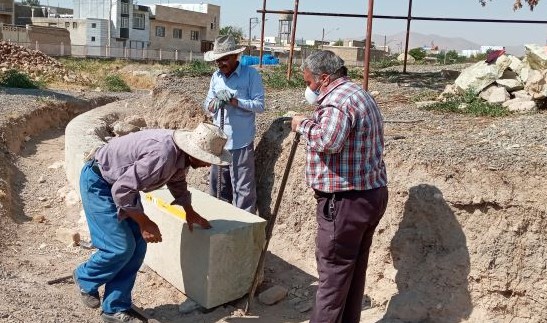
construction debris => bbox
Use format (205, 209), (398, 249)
(0, 41), (78, 82)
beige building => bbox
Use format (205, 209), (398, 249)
(0, 0), (14, 24)
(323, 45), (387, 66)
(148, 3), (220, 53)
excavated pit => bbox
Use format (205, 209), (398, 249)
(1, 79), (546, 322)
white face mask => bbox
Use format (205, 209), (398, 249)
(305, 86), (320, 105)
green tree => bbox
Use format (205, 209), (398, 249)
(22, 0), (40, 5)
(479, 0), (539, 10)
(408, 47), (426, 60)
(219, 26), (244, 44)
(333, 39), (343, 46)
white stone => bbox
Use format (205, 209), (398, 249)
(486, 87), (510, 104)
(38, 176), (46, 183)
(455, 58), (511, 93)
(143, 187), (266, 309)
(258, 285), (289, 305)
(524, 69), (547, 99)
(397, 53), (415, 63)
(508, 55), (524, 74)
(112, 121), (140, 137)
(512, 90), (533, 100)
(496, 78), (524, 92)
(414, 101), (437, 108)
(48, 161), (64, 169)
(502, 98), (538, 113)
(525, 44), (547, 70)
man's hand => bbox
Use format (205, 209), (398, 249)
(209, 98), (226, 113)
(185, 209), (212, 232)
(291, 115), (306, 132)
(139, 219), (162, 243)
(125, 211), (162, 243)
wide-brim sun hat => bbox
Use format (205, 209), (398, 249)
(173, 123), (231, 166)
(204, 35), (246, 62)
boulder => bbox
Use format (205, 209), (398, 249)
(524, 44), (547, 70)
(512, 90), (533, 100)
(502, 98), (538, 113)
(524, 69), (547, 99)
(495, 78), (524, 92)
(454, 56), (511, 92)
(397, 53), (415, 63)
(486, 87), (510, 104)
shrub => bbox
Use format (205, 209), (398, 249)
(172, 60), (216, 77)
(102, 74), (131, 92)
(261, 64), (305, 89)
(0, 69), (40, 89)
(420, 89), (509, 117)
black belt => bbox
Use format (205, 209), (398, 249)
(90, 159), (102, 177)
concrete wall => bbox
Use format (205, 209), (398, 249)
(0, 23), (70, 55)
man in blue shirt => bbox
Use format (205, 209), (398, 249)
(203, 35), (265, 214)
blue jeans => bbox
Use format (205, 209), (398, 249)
(209, 143), (257, 214)
(75, 162), (147, 314)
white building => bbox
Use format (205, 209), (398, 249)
(461, 49), (481, 58)
(73, 0), (151, 51)
(480, 45), (504, 53)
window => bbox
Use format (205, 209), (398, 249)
(91, 23), (96, 28)
(173, 28), (182, 39)
(155, 26), (165, 37)
(65, 22), (70, 28)
(121, 2), (129, 14)
(73, 22), (77, 28)
(190, 30), (199, 41)
(91, 36), (96, 42)
(133, 13), (145, 29)
(121, 17), (129, 28)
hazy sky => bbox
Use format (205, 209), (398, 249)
(52, 0), (547, 46)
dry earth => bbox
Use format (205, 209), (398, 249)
(0, 64), (546, 323)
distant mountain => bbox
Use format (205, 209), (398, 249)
(368, 31), (526, 56)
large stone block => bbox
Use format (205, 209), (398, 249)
(142, 187), (266, 309)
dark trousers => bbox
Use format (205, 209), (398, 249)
(311, 187), (388, 323)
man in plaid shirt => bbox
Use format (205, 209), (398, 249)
(291, 50), (388, 323)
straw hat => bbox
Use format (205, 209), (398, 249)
(173, 123), (231, 166)
(204, 35), (246, 61)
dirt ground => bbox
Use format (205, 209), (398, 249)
(1, 64), (546, 323)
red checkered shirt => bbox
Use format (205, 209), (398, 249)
(297, 76), (387, 193)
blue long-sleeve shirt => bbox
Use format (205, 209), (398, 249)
(203, 63), (265, 150)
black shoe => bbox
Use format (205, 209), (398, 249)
(73, 269), (100, 309)
(101, 310), (145, 323)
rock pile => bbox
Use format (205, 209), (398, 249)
(436, 44), (547, 113)
(0, 41), (74, 82)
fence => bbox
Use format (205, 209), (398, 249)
(3, 40), (205, 62)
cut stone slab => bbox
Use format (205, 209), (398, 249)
(143, 187), (266, 309)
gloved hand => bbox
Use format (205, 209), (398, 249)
(208, 98), (226, 113)
(216, 89), (234, 103)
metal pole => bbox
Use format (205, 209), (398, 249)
(403, 0), (413, 73)
(248, 17), (252, 55)
(217, 107), (225, 200)
(321, 28), (324, 49)
(259, 0), (267, 68)
(286, 0), (299, 80)
(363, 0), (374, 90)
